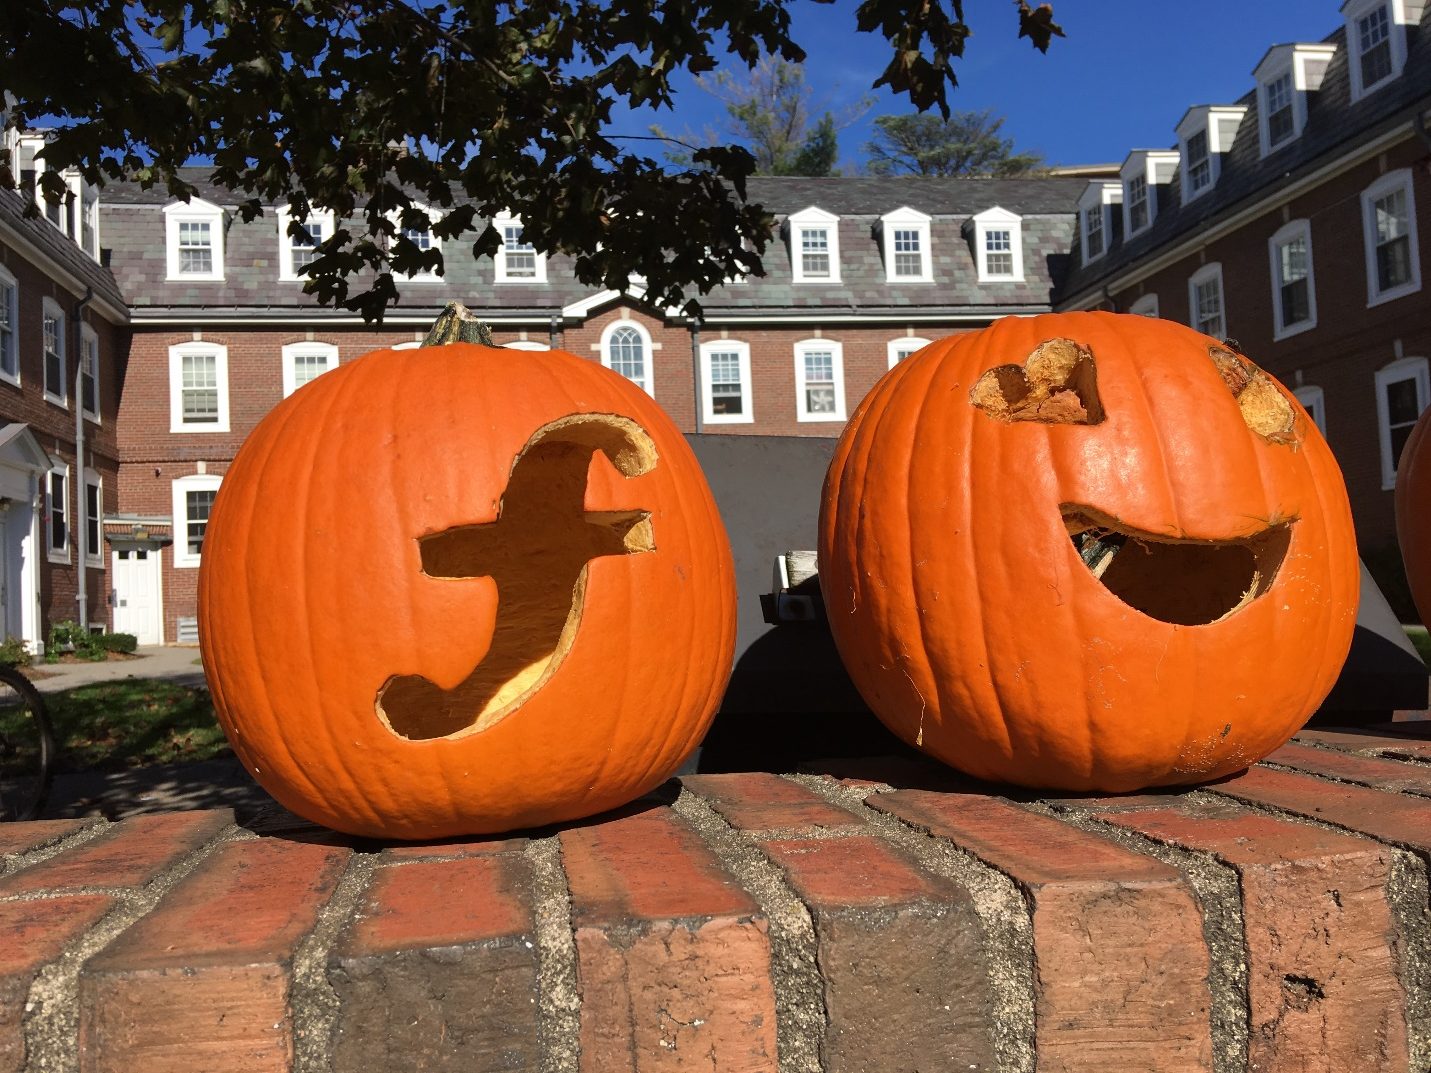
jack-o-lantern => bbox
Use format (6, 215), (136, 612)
(199, 310), (736, 838)
(1396, 405), (1431, 626)
(819, 312), (1358, 793)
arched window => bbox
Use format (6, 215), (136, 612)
(602, 322), (653, 395)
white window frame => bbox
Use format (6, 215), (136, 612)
(879, 207), (933, 283)
(41, 297), (66, 407)
(1078, 183), (1120, 266)
(79, 322), (100, 422)
(281, 341), (339, 397)
(1345, 0), (1408, 102)
(277, 206), (335, 282)
(390, 205), (444, 283)
(0, 262), (17, 386)
(600, 319), (655, 398)
(788, 207), (842, 284)
(168, 342), (231, 433)
(887, 337), (931, 369)
(1128, 293), (1159, 318)
(163, 198), (225, 282)
(793, 339), (846, 423)
(1188, 263), (1227, 341)
(1293, 385), (1326, 436)
(1361, 168), (1421, 308)
(493, 212), (547, 284)
(1119, 150), (1179, 238)
(1268, 219), (1317, 340)
(172, 474), (223, 569)
(83, 468), (102, 567)
(1254, 45), (1337, 158)
(699, 339), (754, 425)
(46, 463), (69, 564)
(1176, 107), (1247, 204)
(1375, 356), (1429, 488)
(503, 340), (550, 351)
(971, 207), (1024, 282)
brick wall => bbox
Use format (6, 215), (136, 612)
(4, 722), (1431, 1071)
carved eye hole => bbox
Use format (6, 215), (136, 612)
(970, 338), (1105, 425)
(1208, 345), (1297, 445)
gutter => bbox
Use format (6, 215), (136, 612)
(71, 286), (94, 631)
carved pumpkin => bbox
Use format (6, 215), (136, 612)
(1396, 405), (1431, 626)
(819, 312), (1358, 792)
(199, 330), (736, 839)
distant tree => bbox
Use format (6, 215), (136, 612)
(864, 110), (1044, 177)
(0, 1), (1063, 320)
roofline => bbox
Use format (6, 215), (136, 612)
(0, 216), (128, 325)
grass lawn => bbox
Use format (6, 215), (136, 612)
(42, 679), (231, 772)
(1409, 626), (1431, 668)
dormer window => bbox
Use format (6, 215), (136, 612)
(1120, 151), (1178, 239)
(389, 205), (444, 283)
(277, 206), (335, 281)
(880, 208), (932, 282)
(1343, 0), (1412, 101)
(1127, 176), (1148, 232)
(970, 207), (1024, 282)
(494, 212), (547, 283)
(1077, 183), (1121, 266)
(1253, 44), (1335, 157)
(788, 207), (841, 283)
(1176, 106), (1247, 204)
(164, 199), (225, 282)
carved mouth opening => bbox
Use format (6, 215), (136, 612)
(377, 414), (657, 742)
(1064, 507), (1293, 626)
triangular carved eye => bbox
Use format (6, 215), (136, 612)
(1208, 345), (1297, 445)
(970, 338), (1104, 425)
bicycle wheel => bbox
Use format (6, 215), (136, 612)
(0, 666), (53, 821)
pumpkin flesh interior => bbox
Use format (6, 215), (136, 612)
(1064, 507), (1293, 626)
(378, 415), (656, 741)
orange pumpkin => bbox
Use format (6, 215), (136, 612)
(818, 312), (1358, 793)
(1396, 405), (1431, 626)
(199, 337), (736, 839)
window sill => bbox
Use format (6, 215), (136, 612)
(977, 274), (1026, 284)
(47, 551), (71, 566)
(44, 393), (69, 410)
(165, 273), (226, 283)
(169, 423), (231, 435)
(1272, 318), (1317, 342)
(1367, 281), (1421, 309)
(705, 413), (756, 426)
(0, 371), (19, 389)
(797, 413), (846, 423)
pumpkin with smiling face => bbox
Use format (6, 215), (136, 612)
(819, 312), (1359, 792)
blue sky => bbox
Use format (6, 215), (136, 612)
(618, 1), (1344, 171)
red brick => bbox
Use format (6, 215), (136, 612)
(795, 755), (959, 789)
(871, 790), (1213, 1073)
(682, 772), (862, 831)
(0, 818), (97, 859)
(1211, 766), (1431, 853)
(1101, 804), (1407, 1072)
(380, 836), (527, 861)
(1265, 742), (1431, 796)
(0, 811), (231, 896)
(329, 855), (539, 1072)
(562, 809), (776, 1073)
(761, 835), (997, 1071)
(0, 895), (113, 1073)
(79, 838), (350, 1073)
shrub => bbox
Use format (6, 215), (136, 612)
(97, 632), (138, 654)
(0, 636), (32, 667)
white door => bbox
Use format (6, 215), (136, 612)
(112, 547), (163, 644)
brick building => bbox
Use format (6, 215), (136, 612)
(0, 126), (126, 653)
(97, 174), (1083, 643)
(1057, 0), (1431, 608)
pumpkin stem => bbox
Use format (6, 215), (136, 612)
(422, 302), (495, 347)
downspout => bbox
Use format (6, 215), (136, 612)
(72, 286), (93, 631)
(688, 315), (704, 434)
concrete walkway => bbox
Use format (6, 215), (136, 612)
(27, 645), (209, 694)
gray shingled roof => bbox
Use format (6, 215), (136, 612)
(0, 190), (126, 313)
(1058, 12), (1431, 304)
(100, 171), (1083, 321)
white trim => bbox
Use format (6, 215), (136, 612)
(1361, 168), (1421, 307)
(1078, 183), (1120, 266)
(168, 342), (230, 433)
(1128, 293), (1159, 317)
(1375, 356), (1429, 488)
(46, 462), (69, 565)
(172, 474), (222, 569)
(971, 207), (1024, 282)
(1176, 106), (1247, 204)
(1119, 151), (1179, 239)
(1253, 45), (1335, 158)
(559, 286), (683, 320)
(1343, 0), (1409, 102)
(887, 336), (931, 369)
(880, 207), (933, 283)
(79, 323), (100, 422)
(493, 212), (547, 284)
(1293, 384), (1326, 436)
(1187, 262), (1227, 340)
(600, 319), (655, 397)
(281, 340), (339, 397)
(789, 207), (842, 284)
(699, 339), (754, 425)
(1268, 219), (1318, 340)
(793, 338), (846, 422)
(82, 467), (102, 567)
(503, 340), (550, 351)
(277, 206), (335, 282)
(163, 198), (225, 282)
(0, 262), (17, 386)
(41, 297), (66, 407)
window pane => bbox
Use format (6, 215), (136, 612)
(892, 228), (923, 276)
(1187, 130), (1211, 191)
(1194, 278), (1224, 338)
(1386, 376), (1420, 426)
(708, 351), (743, 415)
(290, 222), (323, 271)
(800, 228), (831, 277)
(291, 352), (329, 388)
(186, 489), (217, 556)
(1373, 188), (1411, 291)
(82, 336), (98, 413)
(1358, 7), (1392, 86)
(86, 482), (100, 555)
(44, 313), (63, 397)
(503, 224), (537, 277)
(1266, 74), (1294, 145)
(607, 326), (646, 385)
(178, 220), (213, 274)
(803, 350), (836, 414)
(49, 472), (66, 550)
(1128, 177), (1148, 231)
(0, 280), (14, 377)
(1085, 210), (1104, 258)
(181, 353), (219, 422)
